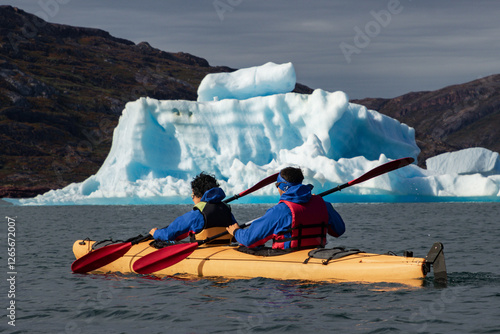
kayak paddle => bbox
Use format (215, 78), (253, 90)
(317, 157), (415, 197)
(71, 172), (278, 274)
(71, 234), (152, 274)
(133, 157), (415, 274)
(223, 172), (279, 203)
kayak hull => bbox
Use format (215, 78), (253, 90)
(73, 240), (428, 286)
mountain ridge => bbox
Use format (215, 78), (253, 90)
(1, 5), (498, 198)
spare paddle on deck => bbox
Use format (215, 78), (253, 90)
(71, 173), (278, 274)
(133, 157), (415, 275)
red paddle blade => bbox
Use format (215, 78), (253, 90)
(71, 242), (132, 274)
(348, 157), (414, 186)
(133, 242), (199, 275)
(237, 172), (279, 197)
(224, 172), (280, 203)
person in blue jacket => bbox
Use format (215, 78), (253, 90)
(149, 172), (237, 244)
(226, 167), (345, 252)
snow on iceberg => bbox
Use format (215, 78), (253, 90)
(427, 148), (500, 175)
(197, 62), (296, 102)
(12, 62), (500, 205)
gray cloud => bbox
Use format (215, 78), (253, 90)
(5, 0), (500, 99)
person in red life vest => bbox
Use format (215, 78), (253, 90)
(149, 172), (238, 244)
(226, 167), (345, 252)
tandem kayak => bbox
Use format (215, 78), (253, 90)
(72, 239), (447, 287)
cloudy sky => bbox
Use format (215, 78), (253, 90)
(5, 0), (500, 99)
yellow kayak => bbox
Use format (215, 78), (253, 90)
(72, 239), (446, 287)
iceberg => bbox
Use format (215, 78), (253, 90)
(8, 62), (500, 205)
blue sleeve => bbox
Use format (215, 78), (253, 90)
(234, 203), (292, 248)
(153, 210), (205, 241)
(325, 202), (345, 237)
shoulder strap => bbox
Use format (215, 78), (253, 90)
(193, 201), (207, 212)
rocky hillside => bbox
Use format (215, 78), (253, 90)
(1, 5), (498, 198)
(352, 74), (500, 165)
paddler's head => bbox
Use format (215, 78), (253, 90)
(191, 172), (219, 203)
(275, 167), (304, 194)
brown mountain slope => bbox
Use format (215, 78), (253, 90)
(0, 6), (233, 197)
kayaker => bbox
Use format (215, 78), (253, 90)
(149, 172), (238, 245)
(226, 167), (345, 254)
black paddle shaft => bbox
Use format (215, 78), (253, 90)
(317, 183), (349, 197)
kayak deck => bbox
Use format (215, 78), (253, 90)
(73, 240), (443, 287)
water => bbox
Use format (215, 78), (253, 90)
(1, 202), (500, 333)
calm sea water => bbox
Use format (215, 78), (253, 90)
(1, 201), (499, 334)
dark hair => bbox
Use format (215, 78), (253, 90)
(279, 167), (304, 184)
(191, 172), (219, 198)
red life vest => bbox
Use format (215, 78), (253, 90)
(273, 195), (329, 250)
